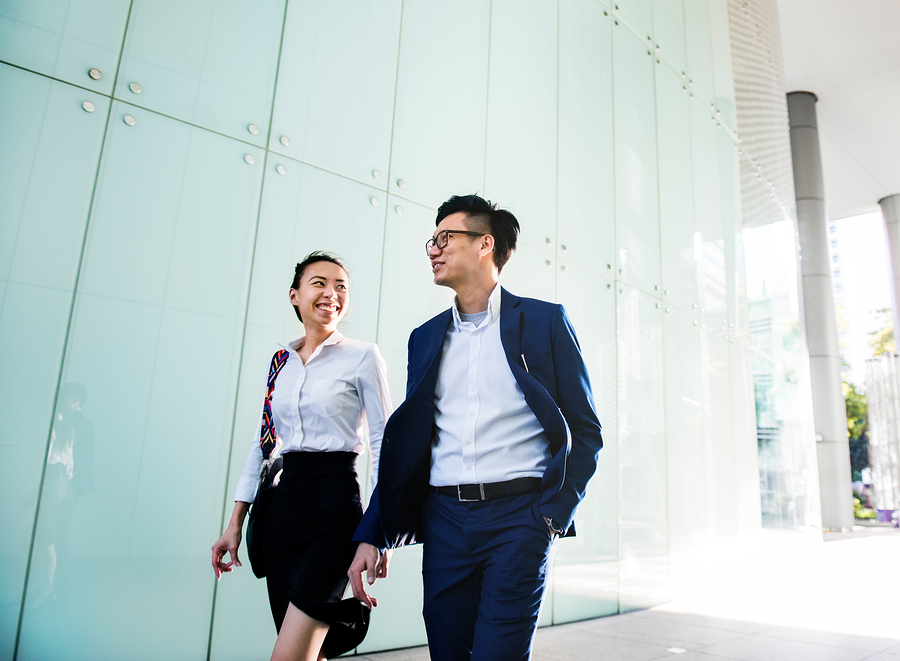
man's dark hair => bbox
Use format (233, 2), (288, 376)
(435, 194), (519, 273)
(290, 251), (347, 322)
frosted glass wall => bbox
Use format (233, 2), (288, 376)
(0, 0), (760, 657)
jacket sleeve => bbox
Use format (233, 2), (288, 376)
(539, 304), (604, 531)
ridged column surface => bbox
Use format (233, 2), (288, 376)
(879, 195), (900, 339)
(787, 91), (854, 531)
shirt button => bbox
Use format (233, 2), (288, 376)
(465, 440), (472, 446)
(469, 411), (475, 417)
(465, 465), (473, 471)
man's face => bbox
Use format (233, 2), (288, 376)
(428, 212), (485, 290)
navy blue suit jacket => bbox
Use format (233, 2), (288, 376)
(353, 288), (603, 548)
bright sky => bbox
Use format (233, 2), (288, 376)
(830, 211), (892, 387)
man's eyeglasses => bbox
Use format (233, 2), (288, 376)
(425, 230), (486, 255)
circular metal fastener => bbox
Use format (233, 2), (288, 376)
(692, 304), (698, 309)
(619, 288), (624, 294)
(545, 260), (551, 267)
(89, 68), (102, 80)
(656, 304), (661, 309)
(82, 101), (96, 113)
(607, 263), (612, 270)
(244, 154), (255, 164)
(397, 179), (406, 189)
(618, 268), (623, 275)
(248, 124), (259, 135)
(665, 290), (670, 295)
(280, 135), (290, 146)
(560, 266), (567, 273)
(129, 82), (142, 94)
(561, 244), (567, 251)
(693, 321), (698, 326)
(545, 238), (552, 245)
(666, 308), (671, 313)
(372, 169), (381, 180)
(370, 196), (379, 206)
(395, 205), (404, 215)
(276, 164), (286, 175)
(123, 114), (136, 126)
(607, 284), (612, 290)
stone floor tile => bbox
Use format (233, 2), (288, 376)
(567, 612), (746, 649)
(759, 626), (898, 653)
(697, 634), (874, 661)
(631, 609), (774, 635)
(532, 627), (674, 661)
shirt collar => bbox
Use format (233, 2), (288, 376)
(450, 283), (502, 330)
(283, 330), (344, 359)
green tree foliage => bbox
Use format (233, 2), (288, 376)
(843, 381), (868, 482)
(868, 307), (895, 356)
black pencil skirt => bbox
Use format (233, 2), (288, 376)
(263, 451), (369, 657)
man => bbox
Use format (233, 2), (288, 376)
(349, 194), (603, 660)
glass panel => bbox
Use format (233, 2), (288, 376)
(744, 221), (821, 531)
(616, 0), (654, 44)
(17, 103), (263, 660)
(269, 0), (402, 184)
(614, 26), (661, 297)
(691, 95), (723, 316)
(210, 165), (388, 659)
(115, 0), (285, 145)
(375, 197), (454, 400)
(501, 245), (557, 305)
(0, 65), (108, 660)
(484, 0), (558, 252)
(388, 0), (490, 207)
(653, 0), (686, 75)
(616, 283), (668, 612)
(552, 260), (618, 623)
(656, 61), (698, 312)
(0, 0), (130, 95)
(709, 0), (736, 132)
(558, 0), (615, 276)
(684, 0), (714, 106)
(663, 306), (705, 555)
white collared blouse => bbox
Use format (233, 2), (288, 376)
(234, 332), (392, 502)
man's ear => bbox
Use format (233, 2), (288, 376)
(479, 234), (495, 256)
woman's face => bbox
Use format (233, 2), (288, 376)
(289, 261), (349, 331)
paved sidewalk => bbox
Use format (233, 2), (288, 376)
(356, 525), (900, 660)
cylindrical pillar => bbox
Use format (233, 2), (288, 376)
(787, 91), (854, 531)
(879, 195), (900, 339)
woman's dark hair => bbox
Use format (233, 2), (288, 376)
(290, 251), (347, 322)
(435, 194), (520, 273)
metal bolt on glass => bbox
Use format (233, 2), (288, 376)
(280, 136), (290, 146)
(276, 165), (286, 175)
(123, 114), (136, 126)
(248, 124), (259, 135)
(372, 170), (381, 180)
(89, 68), (102, 80)
(397, 179), (406, 189)
(244, 154), (255, 165)
(395, 206), (403, 215)
(545, 260), (551, 267)
(82, 101), (95, 113)
(129, 82), (142, 94)
(370, 197), (378, 206)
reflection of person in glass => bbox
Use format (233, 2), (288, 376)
(211, 252), (392, 661)
(38, 383), (94, 605)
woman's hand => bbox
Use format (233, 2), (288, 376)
(212, 502), (250, 579)
(347, 543), (384, 608)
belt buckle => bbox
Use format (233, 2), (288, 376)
(457, 484), (486, 502)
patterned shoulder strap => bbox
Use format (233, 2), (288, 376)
(259, 349), (290, 459)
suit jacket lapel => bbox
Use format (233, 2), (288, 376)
(499, 287), (522, 369)
(412, 309), (452, 399)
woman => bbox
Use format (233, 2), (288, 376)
(212, 252), (392, 661)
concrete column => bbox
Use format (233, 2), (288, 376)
(879, 195), (900, 338)
(787, 91), (854, 531)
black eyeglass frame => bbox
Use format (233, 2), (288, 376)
(425, 230), (487, 255)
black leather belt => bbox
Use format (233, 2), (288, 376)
(434, 477), (542, 502)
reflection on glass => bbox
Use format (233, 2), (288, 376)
(29, 384), (94, 609)
(743, 221), (820, 530)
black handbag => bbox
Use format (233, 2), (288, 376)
(245, 349), (290, 579)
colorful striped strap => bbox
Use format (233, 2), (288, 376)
(259, 349), (290, 459)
